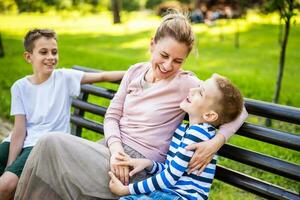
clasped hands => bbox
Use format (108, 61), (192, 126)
(108, 139), (220, 196)
(109, 152), (150, 196)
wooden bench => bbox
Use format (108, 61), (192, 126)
(71, 66), (300, 200)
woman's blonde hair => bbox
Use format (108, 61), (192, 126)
(154, 11), (194, 53)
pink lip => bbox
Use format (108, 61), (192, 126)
(157, 65), (168, 74)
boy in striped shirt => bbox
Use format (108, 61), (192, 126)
(108, 74), (244, 200)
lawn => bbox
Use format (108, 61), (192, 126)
(0, 11), (299, 199)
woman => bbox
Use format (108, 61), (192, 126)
(15, 12), (247, 200)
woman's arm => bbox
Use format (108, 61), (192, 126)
(187, 106), (248, 174)
(7, 115), (26, 166)
(218, 106), (248, 141)
(104, 66), (136, 185)
(81, 71), (125, 84)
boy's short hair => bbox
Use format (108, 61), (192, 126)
(215, 75), (244, 125)
(24, 29), (57, 52)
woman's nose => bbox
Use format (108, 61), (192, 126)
(164, 60), (173, 71)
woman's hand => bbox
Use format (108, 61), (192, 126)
(110, 152), (130, 185)
(115, 152), (153, 177)
(108, 171), (130, 196)
(186, 134), (225, 175)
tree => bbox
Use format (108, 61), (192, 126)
(264, 0), (299, 104)
(263, 0), (299, 126)
(111, 0), (121, 24)
(0, 33), (4, 58)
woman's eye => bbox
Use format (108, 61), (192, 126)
(174, 60), (182, 64)
(161, 54), (168, 58)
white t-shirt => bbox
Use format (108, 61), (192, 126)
(3, 68), (84, 147)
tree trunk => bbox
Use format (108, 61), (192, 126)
(266, 13), (291, 127)
(278, 18), (283, 45)
(273, 16), (290, 104)
(0, 33), (4, 58)
(234, 20), (240, 49)
(194, 0), (201, 9)
(111, 0), (121, 24)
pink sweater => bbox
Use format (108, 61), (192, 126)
(104, 62), (247, 162)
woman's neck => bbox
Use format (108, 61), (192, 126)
(145, 68), (160, 83)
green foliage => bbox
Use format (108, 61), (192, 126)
(263, 0), (300, 18)
(122, 0), (140, 11)
(0, 0), (18, 13)
(178, 0), (191, 4)
(145, 0), (164, 9)
(15, 0), (47, 12)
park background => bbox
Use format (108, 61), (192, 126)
(0, 0), (299, 199)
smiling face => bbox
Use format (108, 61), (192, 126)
(149, 36), (189, 82)
(24, 36), (58, 77)
(180, 75), (222, 124)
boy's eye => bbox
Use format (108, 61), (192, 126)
(40, 51), (47, 55)
(52, 50), (58, 55)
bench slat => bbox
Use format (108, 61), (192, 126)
(70, 115), (104, 134)
(219, 144), (300, 181)
(245, 98), (300, 125)
(72, 99), (107, 116)
(237, 123), (300, 151)
(81, 84), (115, 99)
(215, 166), (300, 200)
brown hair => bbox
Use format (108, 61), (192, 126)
(154, 11), (194, 53)
(214, 75), (244, 125)
(24, 29), (57, 52)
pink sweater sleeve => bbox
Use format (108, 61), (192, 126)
(104, 65), (134, 147)
(218, 106), (248, 141)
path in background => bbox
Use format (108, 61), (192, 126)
(0, 118), (11, 141)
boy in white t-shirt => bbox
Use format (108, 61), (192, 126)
(0, 29), (125, 200)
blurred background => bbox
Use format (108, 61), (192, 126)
(0, 0), (299, 199)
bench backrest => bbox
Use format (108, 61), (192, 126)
(71, 66), (300, 200)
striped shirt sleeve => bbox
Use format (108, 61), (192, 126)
(128, 125), (213, 195)
(146, 161), (166, 175)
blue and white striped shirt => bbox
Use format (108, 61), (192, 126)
(128, 123), (217, 200)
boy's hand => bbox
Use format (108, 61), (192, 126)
(108, 171), (130, 196)
(115, 152), (152, 177)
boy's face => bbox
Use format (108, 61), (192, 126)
(24, 36), (58, 76)
(180, 75), (222, 119)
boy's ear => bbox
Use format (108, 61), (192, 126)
(23, 52), (32, 63)
(203, 111), (218, 123)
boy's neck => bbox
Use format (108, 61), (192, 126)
(29, 73), (52, 85)
(188, 115), (219, 127)
(188, 115), (205, 126)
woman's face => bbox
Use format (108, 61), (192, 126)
(150, 36), (189, 81)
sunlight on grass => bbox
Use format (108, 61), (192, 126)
(0, 11), (160, 36)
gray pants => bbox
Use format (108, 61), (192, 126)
(15, 133), (150, 200)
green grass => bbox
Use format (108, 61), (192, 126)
(0, 11), (299, 199)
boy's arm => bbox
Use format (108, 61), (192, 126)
(81, 71), (125, 84)
(127, 125), (212, 195)
(7, 115), (26, 166)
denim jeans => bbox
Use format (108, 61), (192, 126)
(119, 190), (182, 200)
